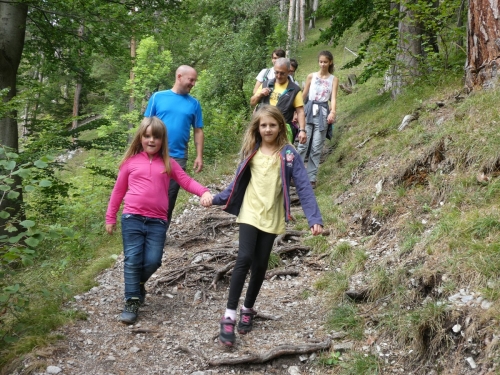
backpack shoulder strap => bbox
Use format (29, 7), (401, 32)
(263, 68), (271, 82)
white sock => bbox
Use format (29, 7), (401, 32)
(242, 305), (252, 311)
(224, 309), (236, 321)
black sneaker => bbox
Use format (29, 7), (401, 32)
(139, 283), (146, 304)
(219, 317), (236, 346)
(237, 307), (257, 334)
(119, 298), (140, 324)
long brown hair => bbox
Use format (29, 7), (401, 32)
(240, 105), (290, 160)
(319, 50), (335, 74)
(121, 117), (171, 174)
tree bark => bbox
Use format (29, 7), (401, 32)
(309, 0), (318, 29)
(0, 1), (28, 230)
(128, 36), (137, 143)
(286, 0), (295, 56)
(0, 1), (28, 150)
(299, 0), (305, 42)
(391, 0), (423, 98)
(72, 23), (85, 130)
(465, 0), (500, 91)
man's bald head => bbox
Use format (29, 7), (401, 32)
(173, 65), (198, 95)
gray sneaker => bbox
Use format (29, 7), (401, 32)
(119, 298), (141, 324)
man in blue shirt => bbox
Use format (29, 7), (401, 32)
(144, 65), (204, 232)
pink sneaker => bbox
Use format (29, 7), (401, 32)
(237, 307), (257, 334)
(219, 317), (236, 346)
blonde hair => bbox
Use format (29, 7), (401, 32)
(121, 117), (171, 174)
(240, 105), (290, 160)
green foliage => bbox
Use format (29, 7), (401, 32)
(268, 252), (281, 269)
(318, 0), (466, 81)
(318, 351), (342, 366)
(339, 353), (380, 374)
(327, 303), (364, 339)
(0, 146), (75, 344)
(125, 36), (173, 108)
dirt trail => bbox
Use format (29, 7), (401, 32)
(14, 192), (342, 375)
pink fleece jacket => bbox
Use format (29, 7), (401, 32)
(105, 152), (209, 224)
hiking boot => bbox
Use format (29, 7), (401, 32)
(219, 317), (236, 346)
(139, 282), (146, 305)
(119, 298), (140, 324)
(238, 307), (257, 334)
(310, 181), (316, 189)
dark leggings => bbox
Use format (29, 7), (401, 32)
(227, 223), (277, 310)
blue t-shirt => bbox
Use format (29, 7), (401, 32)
(144, 90), (203, 159)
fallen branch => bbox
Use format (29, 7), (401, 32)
(356, 136), (372, 149)
(265, 268), (300, 279)
(207, 339), (332, 366)
(130, 328), (157, 334)
(255, 311), (280, 321)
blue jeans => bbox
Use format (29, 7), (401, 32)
(297, 116), (328, 183)
(165, 157), (187, 233)
(121, 214), (167, 301)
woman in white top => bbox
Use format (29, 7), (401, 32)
(297, 51), (339, 188)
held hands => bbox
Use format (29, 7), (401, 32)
(105, 223), (116, 235)
(200, 191), (213, 207)
(310, 224), (323, 236)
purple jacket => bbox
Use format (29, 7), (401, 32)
(212, 145), (323, 228)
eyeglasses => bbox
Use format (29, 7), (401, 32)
(274, 70), (288, 76)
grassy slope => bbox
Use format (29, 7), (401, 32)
(299, 20), (500, 374)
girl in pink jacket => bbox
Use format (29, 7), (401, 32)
(105, 117), (212, 324)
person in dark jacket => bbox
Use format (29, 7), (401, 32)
(211, 105), (323, 346)
(250, 58), (308, 145)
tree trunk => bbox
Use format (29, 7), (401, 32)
(465, 0), (500, 91)
(309, 0), (318, 29)
(280, 0), (286, 15)
(0, 1), (27, 150)
(299, 0), (305, 42)
(0, 1), (28, 229)
(128, 36), (137, 142)
(72, 23), (85, 130)
(391, 0), (423, 98)
(294, 0), (299, 43)
(286, 0), (296, 56)
(456, 0), (466, 50)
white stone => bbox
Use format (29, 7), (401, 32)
(452, 324), (461, 333)
(47, 366), (62, 374)
(461, 295), (474, 303)
(465, 357), (477, 369)
(288, 366), (301, 375)
(481, 300), (492, 310)
(130, 346), (141, 353)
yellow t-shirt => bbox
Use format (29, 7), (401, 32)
(257, 82), (304, 108)
(237, 149), (285, 234)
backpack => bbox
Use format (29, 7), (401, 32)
(262, 68), (271, 82)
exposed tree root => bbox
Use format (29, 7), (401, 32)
(265, 268), (300, 279)
(210, 260), (237, 290)
(207, 339), (332, 366)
